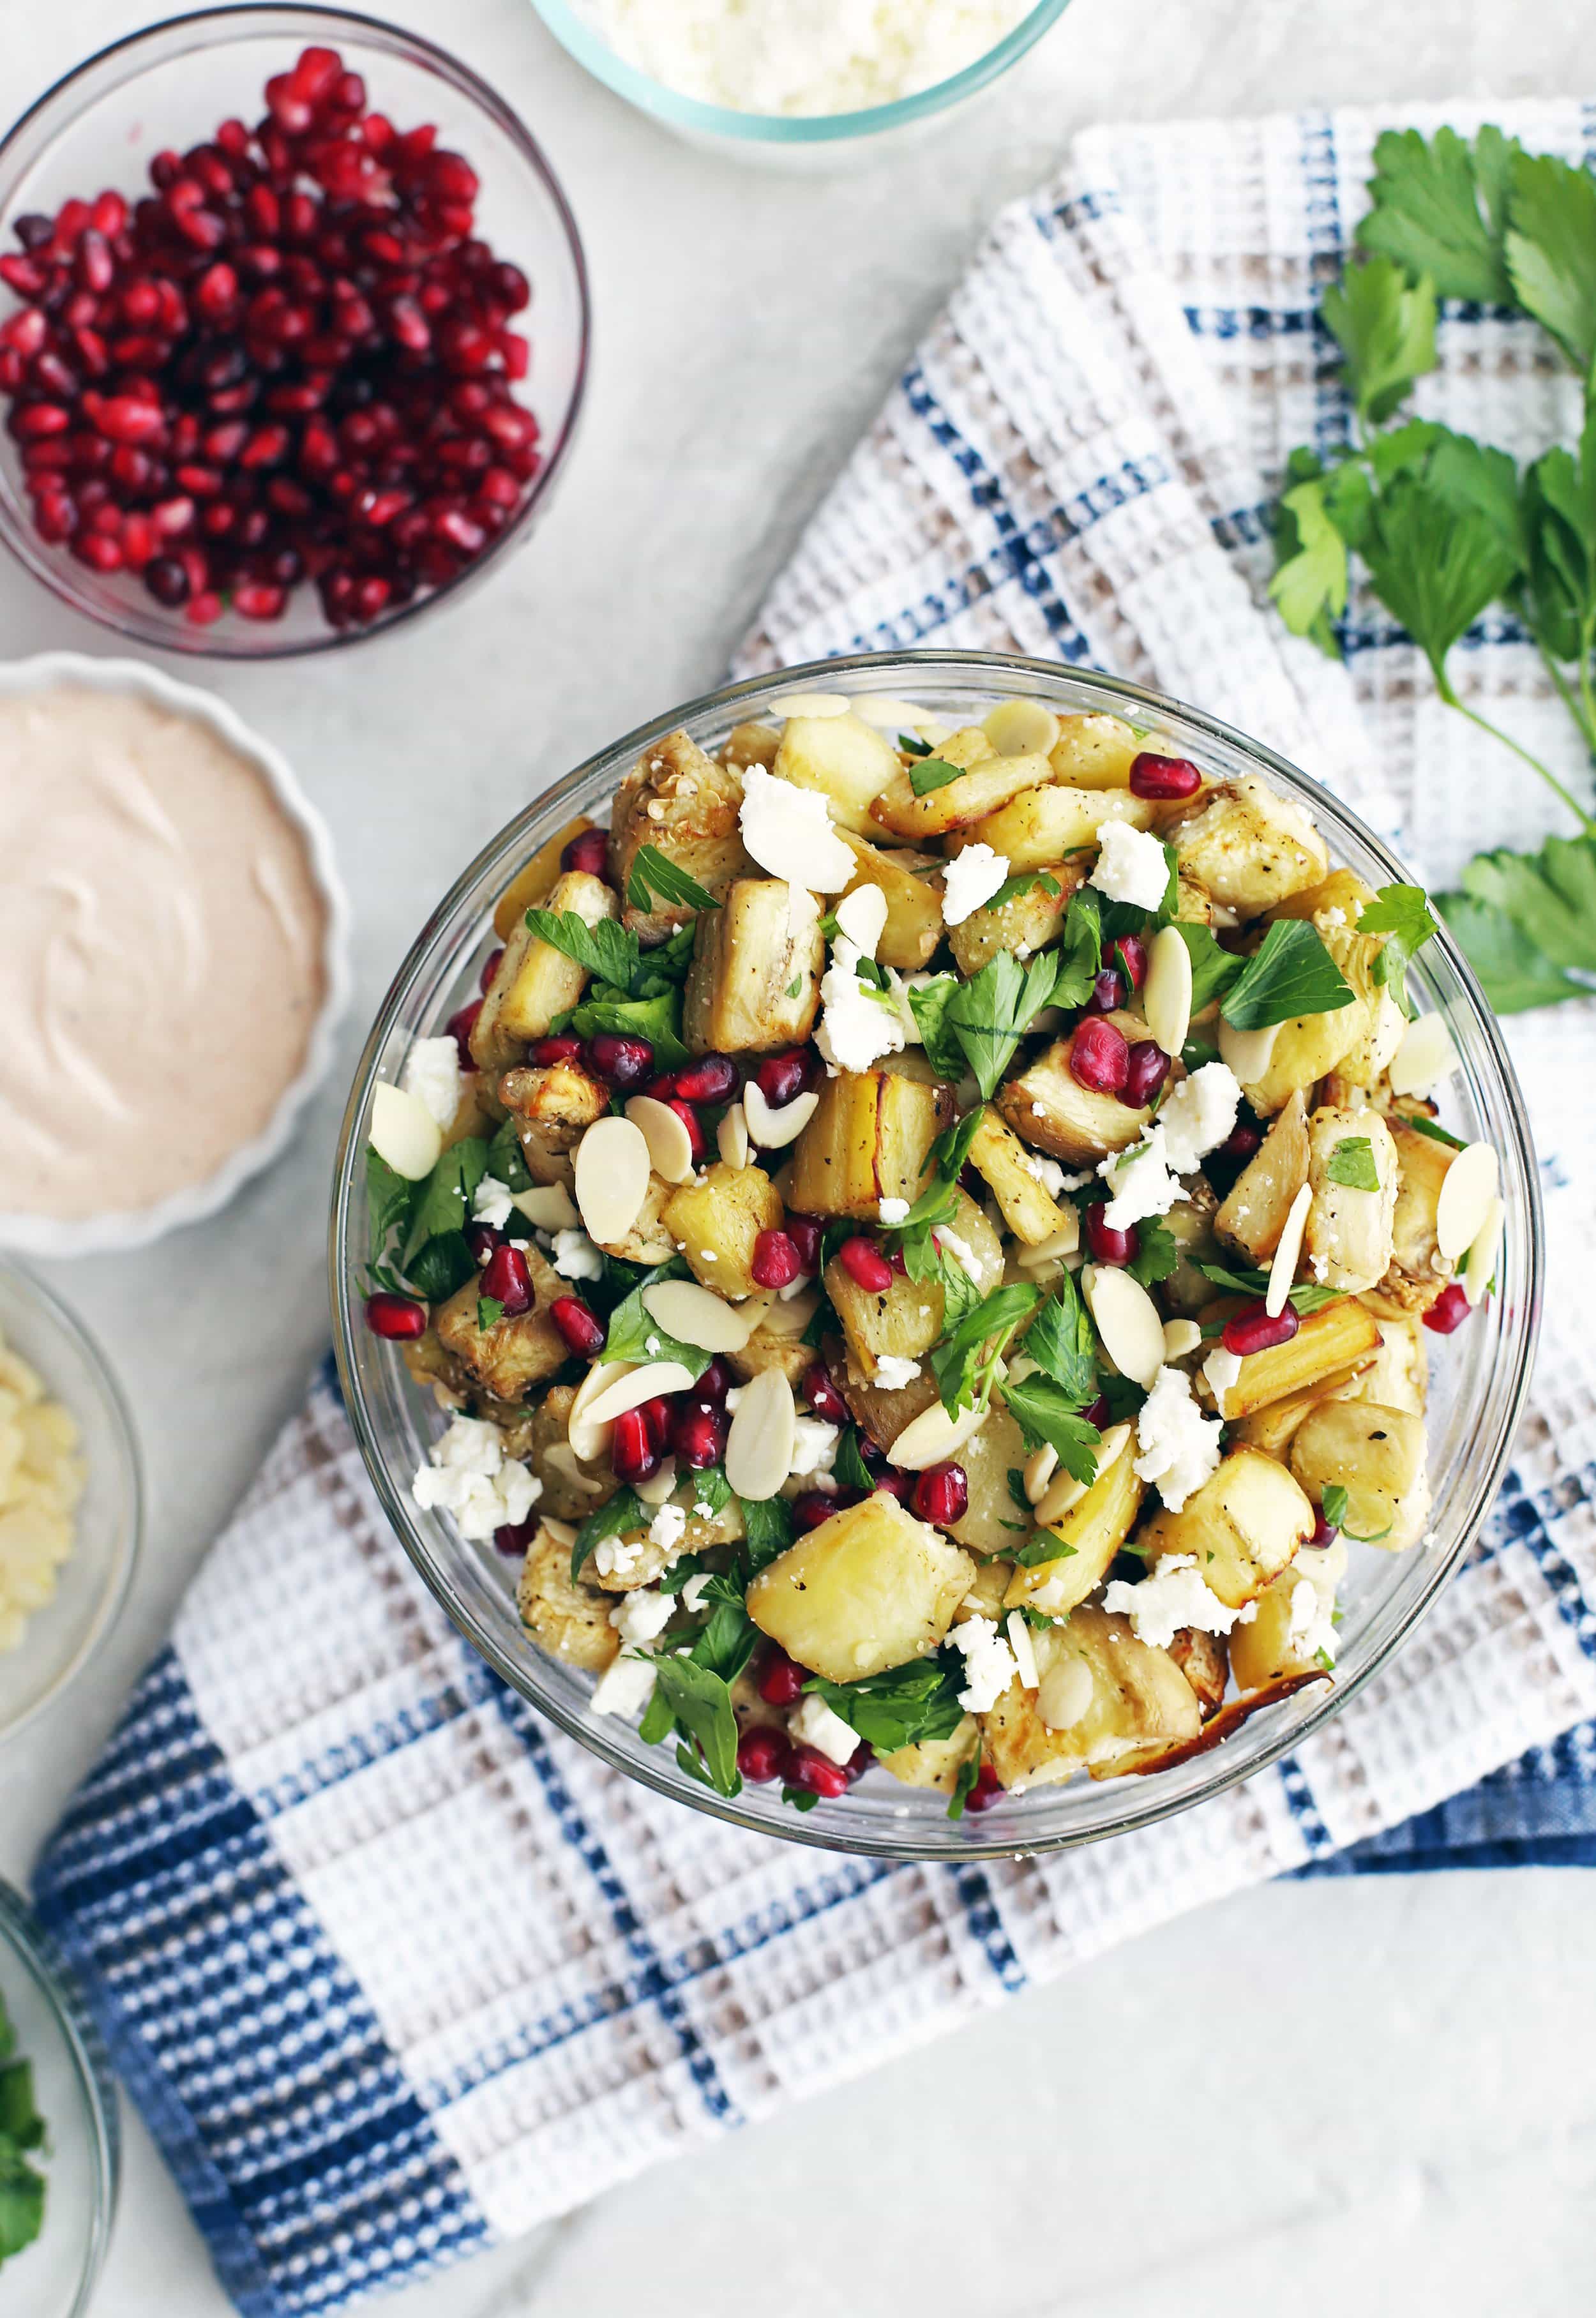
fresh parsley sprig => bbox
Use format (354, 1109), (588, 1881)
(626, 844), (721, 915)
(1195, 1261), (1341, 1315)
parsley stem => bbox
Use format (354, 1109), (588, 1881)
(1533, 636), (1596, 762)
(1436, 677), (1596, 834)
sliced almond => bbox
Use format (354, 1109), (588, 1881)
(543, 1441), (606, 1498)
(642, 1279), (758, 1353)
(852, 695), (938, 731)
(568, 1358), (632, 1463)
(1436, 1140), (1499, 1263)
(1081, 1267), (1165, 1388)
(1034, 1422), (1131, 1528)
(770, 689), (850, 719)
(625, 1095), (696, 1184)
(717, 1101), (751, 1171)
(1162, 1317), (1202, 1362)
(1463, 1194), (1504, 1306)
(982, 698), (1061, 758)
(834, 882), (887, 958)
(1388, 1012), (1459, 1099)
(723, 1367), (797, 1500)
(1143, 925), (1193, 1058)
(538, 1515), (578, 1551)
(1022, 1444), (1058, 1504)
(635, 1456), (678, 1506)
(887, 1398), (988, 1472)
(742, 1081), (820, 1150)
(757, 1286), (818, 1338)
(1005, 1609), (1040, 1691)
(370, 1082), (442, 1182)
(1266, 1181), (1313, 1318)
(583, 1359), (699, 1429)
(1037, 1655), (1094, 1732)
(574, 1115), (652, 1246)
(1017, 1219), (1081, 1270)
(1219, 1016), (1281, 1085)
(512, 1182), (580, 1232)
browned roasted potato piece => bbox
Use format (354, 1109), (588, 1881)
(441, 1069), (503, 1150)
(681, 878), (823, 1054)
(1003, 1424), (1143, 1616)
(980, 1608), (1200, 1790)
(583, 1486), (744, 1593)
(838, 832), (944, 969)
(877, 1717), (980, 1794)
(773, 712), (901, 836)
(1168, 772), (1329, 914)
(947, 861), (1085, 977)
(824, 1188), (1000, 1382)
(966, 1106), (1074, 1246)
(1289, 1400), (1431, 1551)
(831, 1338), (940, 1450)
(662, 1162), (782, 1297)
(1215, 1090), (1310, 1261)
(747, 1493), (974, 1682)
(1047, 712), (1142, 790)
(517, 1522), (618, 1671)
(721, 720), (779, 771)
(726, 1324), (815, 1389)
(610, 728), (753, 942)
(1231, 1539), (1347, 1690)
(1304, 1106), (1398, 1293)
(961, 783), (1156, 870)
(497, 1058), (609, 1152)
(1267, 870), (1406, 1087)
(945, 1404), (1030, 1556)
(1351, 1314), (1427, 1413)
(1140, 1447), (1314, 1607)
(1370, 1118), (1457, 1315)
(1226, 1366), (1371, 1457)
(400, 1325), (470, 1408)
(871, 749), (1053, 842)
(434, 1270), (569, 1403)
(492, 816), (594, 940)
(472, 869), (617, 1071)
(785, 1068), (953, 1217)
(1194, 1296), (1381, 1419)
(1168, 1629), (1229, 1717)
(1161, 1187), (1222, 1318)
(995, 1019), (1151, 1164)
(526, 1385), (616, 1523)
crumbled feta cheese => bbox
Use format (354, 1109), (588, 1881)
(610, 1588), (675, 1646)
(1103, 1554), (1256, 1648)
(593, 1535), (644, 1579)
(1287, 1577), (1336, 1666)
(472, 1174), (515, 1229)
(679, 1571), (713, 1615)
(647, 1501), (688, 1558)
(1158, 1062), (1242, 1173)
(935, 1226), (984, 1284)
(834, 882), (888, 958)
(815, 936), (905, 1073)
(1019, 1150), (1067, 1196)
(410, 1415), (541, 1541)
(400, 1035), (463, 1131)
(1097, 1125), (1182, 1229)
(1088, 820), (1170, 912)
(878, 1196), (910, 1224)
(552, 1227), (605, 1281)
(1133, 1366), (1223, 1513)
(791, 1691), (859, 1768)
(1202, 1346), (1243, 1418)
(940, 842), (1010, 925)
(949, 1615), (1020, 1713)
(645, 1334), (661, 1355)
(871, 1353), (922, 1391)
(738, 765), (854, 891)
(790, 1416), (841, 1479)
(589, 1651), (659, 1719)
(1005, 1610), (1039, 1692)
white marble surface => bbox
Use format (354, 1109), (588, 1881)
(1, 1), (1593, 2310)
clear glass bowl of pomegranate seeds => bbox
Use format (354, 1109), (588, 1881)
(0, 7), (589, 655)
(331, 652), (1540, 1860)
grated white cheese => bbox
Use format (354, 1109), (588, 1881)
(878, 1196), (910, 1224)
(1088, 820), (1171, 912)
(949, 1614), (1019, 1713)
(400, 1035), (464, 1131)
(815, 935), (906, 1073)
(1097, 1125), (1182, 1230)
(410, 1416), (540, 1541)
(647, 1501), (689, 1558)
(610, 1588), (675, 1646)
(552, 1227), (605, 1281)
(577, 0), (1033, 117)
(472, 1174), (515, 1229)
(1157, 1062), (1242, 1173)
(871, 1353), (922, 1392)
(1103, 1554), (1257, 1649)
(940, 842), (1011, 925)
(1132, 1366), (1223, 1513)
(790, 1416), (841, 1480)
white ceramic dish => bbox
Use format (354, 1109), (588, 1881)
(0, 652), (350, 1257)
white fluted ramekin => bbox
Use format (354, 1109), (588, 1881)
(0, 652), (349, 1256)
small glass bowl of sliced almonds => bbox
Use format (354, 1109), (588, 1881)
(331, 652), (1540, 1859)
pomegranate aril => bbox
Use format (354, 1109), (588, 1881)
(785, 1214), (822, 1276)
(609, 1406), (659, 1486)
(1309, 1508), (1339, 1548)
(1221, 1301), (1300, 1358)
(550, 1296), (605, 1358)
(1423, 1281), (1473, 1335)
(838, 1237), (893, 1293)
(787, 1747), (849, 1800)
(527, 1034), (582, 1069)
(1219, 1122), (1261, 1163)
(1071, 1016), (1131, 1094)
(791, 1490), (838, 1532)
(1086, 967), (1125, 1014)
(963, 1764), (1004, 1814)
(233, 581), (285, 619)
(465, 1222), (504, 1266)
(672, 1055), (737, 1105)
(912, 1463), (969, 1527)
(693, 1357), (733, 1404)
(757, 1649), (806, 1708)
(1129, 751), (1203, 801)
(445, 998), (482, 1063)
(476, 945), (504, 995)
(755, 1050), (808, 1108)
(737, 1727), (790, 1785)
(1085, 1206), (1138, 1266)
(801, 1362), (849, 1424)
(1122, 1041), (1171, 1107)
(585, 1033), (653, 1091)
(751, 1229), (802, 1291)
(479, 1242), (532, 1318)
(672, 1403), (727, 1470)
(1114, 934), (1148, 991)
(365, 1291), (427, 1339)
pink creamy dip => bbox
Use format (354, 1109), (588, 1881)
(0, 684), (327, 1220)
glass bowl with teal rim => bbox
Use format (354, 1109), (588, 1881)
(0, 1879), (120, 2317)
(529, 0), (1073, 169)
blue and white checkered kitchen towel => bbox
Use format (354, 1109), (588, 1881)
(31, 98), (1596, 2318)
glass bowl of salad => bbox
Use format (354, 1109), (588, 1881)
(330, 652), (1540, 1859)
(0, 1879), (119, 2315)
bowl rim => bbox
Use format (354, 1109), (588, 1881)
(0, 1876), (121, 2312)
(0, 1), (592, 659)
(0, 651), (351, 1256)
(531, 0), (1071, 142)
(0, 1258), (145, 1745)
(330, 647), (1544, 1860)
